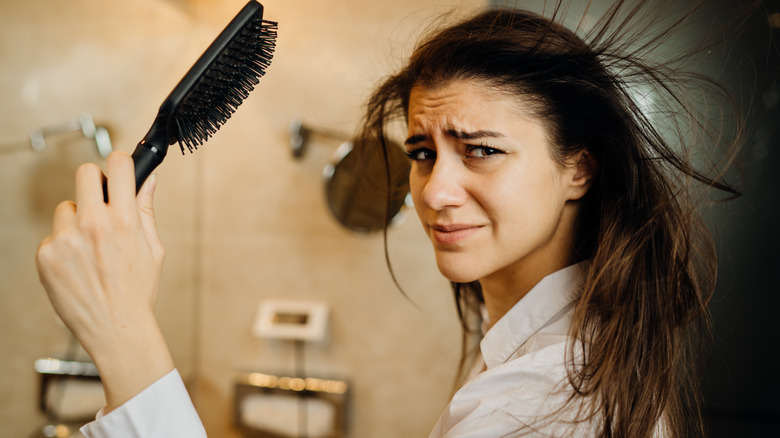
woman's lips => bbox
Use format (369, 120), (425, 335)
(430, 224), (482, 245)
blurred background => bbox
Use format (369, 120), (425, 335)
(0, 0), (777, 437)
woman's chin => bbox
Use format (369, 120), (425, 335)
(435, 261), (482, 284)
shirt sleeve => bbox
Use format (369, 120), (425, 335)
(80, 369), (206, 438)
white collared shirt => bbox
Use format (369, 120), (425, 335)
(429, 263), (601, 437)
(81, 263), (594, 437)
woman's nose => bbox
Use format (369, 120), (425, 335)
(420, 159), (467, 210)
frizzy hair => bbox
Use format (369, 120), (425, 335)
(356, 1), (748, 436)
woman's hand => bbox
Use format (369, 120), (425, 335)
(36, 151), (174, 412)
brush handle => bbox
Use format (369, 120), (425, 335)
(131, 142), (165, 193)
(101, 142), (165, 202)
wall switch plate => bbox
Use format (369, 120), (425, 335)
(252, 300), (329, 342)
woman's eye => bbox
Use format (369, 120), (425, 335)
(405, 148), (435, 161)
(468, 145), (503, 158)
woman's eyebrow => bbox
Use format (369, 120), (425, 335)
(404, 134), (428, 146)
(447, 129), (505, 140)
(404, 129), (505, 146)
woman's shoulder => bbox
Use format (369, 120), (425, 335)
(433, 338), (598, 437)
(458, 338), (581, 413)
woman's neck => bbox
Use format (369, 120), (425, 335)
(480, 256), (570, 327)
(479, 210), (577, 326)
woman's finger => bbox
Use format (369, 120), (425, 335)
(51, 200), (77, 235)
(136, 174), (164, 259)
(105, 151), (137, 209)
(75, 162), (106, 212)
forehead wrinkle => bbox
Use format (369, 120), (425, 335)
(411, 79), (543, 124)
(407, 79), (545, 148)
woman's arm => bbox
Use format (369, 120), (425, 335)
(35, 151), (174, 413)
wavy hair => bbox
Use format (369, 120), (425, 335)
(357, 1), (748, 436)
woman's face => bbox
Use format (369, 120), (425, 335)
(406, 79), (586, 287)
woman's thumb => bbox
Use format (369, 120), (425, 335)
(137, 174), (163, 255)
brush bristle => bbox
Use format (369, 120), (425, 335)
(175, 18), (277, 153)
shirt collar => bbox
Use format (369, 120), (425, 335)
(479, 262), (586, 370)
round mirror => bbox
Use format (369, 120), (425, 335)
(323, 137), (411, 233)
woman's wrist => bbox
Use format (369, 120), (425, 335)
(88, 315), (175, 413)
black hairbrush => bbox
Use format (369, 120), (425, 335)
(105, 0), (276, 199)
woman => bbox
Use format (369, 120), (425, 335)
(358, 3), (744, 436)
(36, 1), (742, 437)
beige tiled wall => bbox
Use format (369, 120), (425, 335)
(0, 0), (485, 436)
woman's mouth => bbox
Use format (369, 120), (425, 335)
(430, 224), (483, 245)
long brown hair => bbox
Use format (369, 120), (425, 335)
(357, 1), (749, 436)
